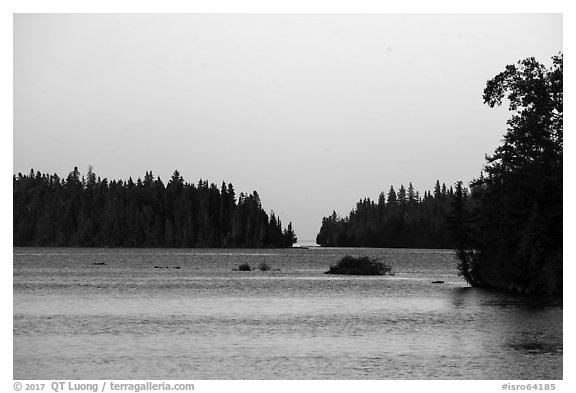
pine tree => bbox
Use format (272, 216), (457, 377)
(408, 183), (416, 204)
(433, 180), (441, 199)
(397, 185), (407, 205)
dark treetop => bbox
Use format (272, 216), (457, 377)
(13, 168), (297, 248)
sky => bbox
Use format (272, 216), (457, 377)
(13, 13), (562, 242)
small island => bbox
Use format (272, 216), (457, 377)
(325, 255), (392, 276)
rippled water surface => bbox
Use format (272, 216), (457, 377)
(13, 247), (562, 379)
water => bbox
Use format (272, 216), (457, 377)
(13, 247), (562, 379)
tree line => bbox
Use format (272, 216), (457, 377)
(13, 167), (297, 248)
(316, 181), (461, 248)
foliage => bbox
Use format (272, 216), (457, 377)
(236, 263), (251, 271)
(257, 261), (271, 271)
(316, 181), (458, 248)
(13, 168), (298, 248)
(325, 255), (392, 275)
(454, 54), (563, 294)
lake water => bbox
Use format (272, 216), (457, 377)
(13, 247), (562, 380)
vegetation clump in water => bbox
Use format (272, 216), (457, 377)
(258, 262), (271, 271)
(235, 263), (251, 271)
(325, 255), (392, 275)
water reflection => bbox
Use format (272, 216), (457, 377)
(449, 286), (562, 310)
(448, 286), (562, 376)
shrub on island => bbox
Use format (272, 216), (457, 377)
(325, 255), (392, 275)
(235, 263), (252, 271)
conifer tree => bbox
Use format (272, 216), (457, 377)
(387, 186), (397, 205)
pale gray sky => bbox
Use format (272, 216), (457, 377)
(13, 13), (562, 242)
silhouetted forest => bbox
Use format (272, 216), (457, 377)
(13, 167), (297, 248)
(451, 54), (563, 294)
(316, 54), (562, 295)
(316, 181), (460, 248)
